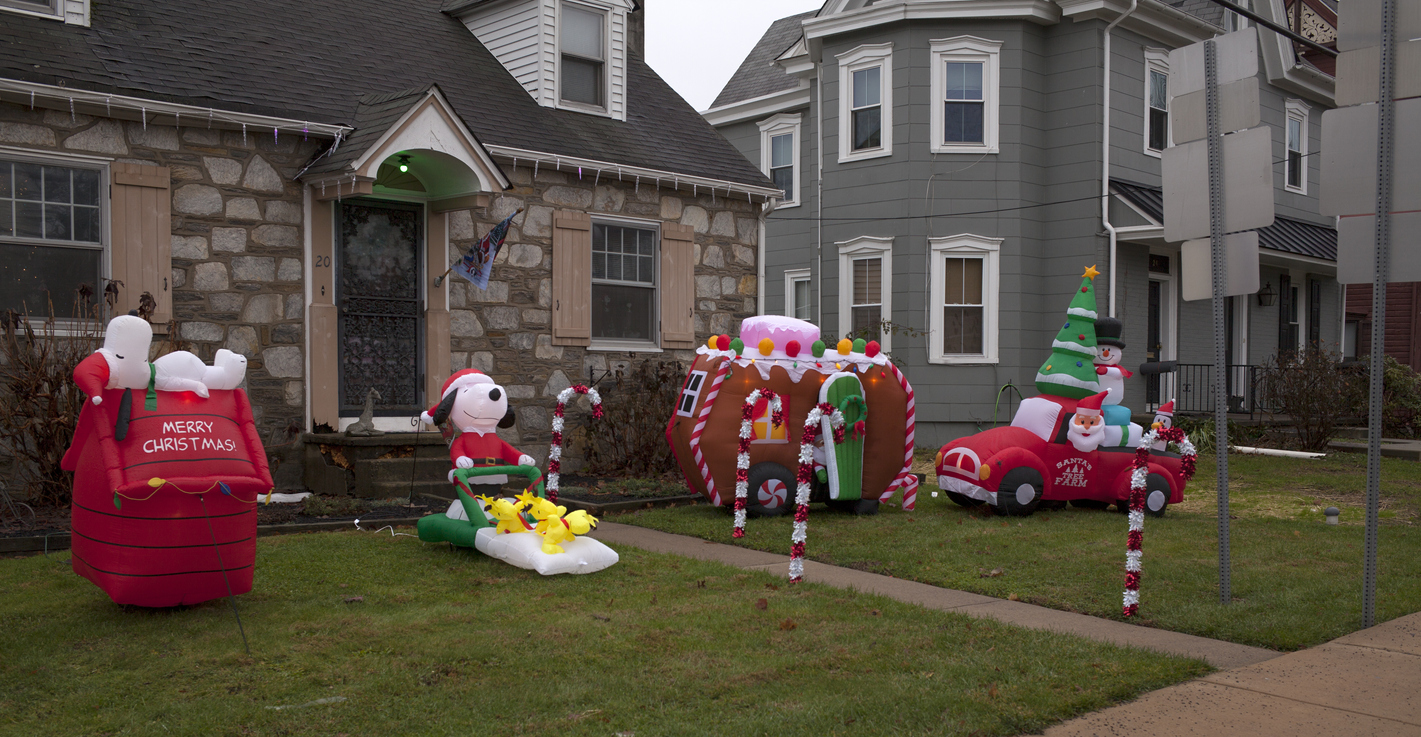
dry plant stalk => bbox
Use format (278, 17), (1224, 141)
(584, 360), (684, 477)
(0, 290), (112, 508)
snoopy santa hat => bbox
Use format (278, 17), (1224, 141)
(420, 370), (495, 424)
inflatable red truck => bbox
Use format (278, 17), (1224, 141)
(62, 316), (270, 607)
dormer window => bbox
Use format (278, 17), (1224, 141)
(456, 0), (628, 120)
(2, 0), (88, 24)
(560, 3), (607, 109)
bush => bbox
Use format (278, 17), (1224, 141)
(1345, 356), (1421, 438)
(1257, 346), (1357, 451)
(0, 295), (106, 508)
(583, 359), (684, 477)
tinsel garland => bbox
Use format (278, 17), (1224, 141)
(732, 389), (784, 538)
(789, 402), (845, 583)
(1123, 425), (1194, 617)
(547, 384), (603, 503)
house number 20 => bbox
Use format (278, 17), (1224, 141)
(315, 255), (331, 267)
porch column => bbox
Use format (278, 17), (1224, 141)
(425, 210), (451, 411)
(309, 195), (339, 429)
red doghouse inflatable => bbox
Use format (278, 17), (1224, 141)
(61, 384), (271, 607)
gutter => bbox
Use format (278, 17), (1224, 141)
(483, 145), (782, 203)
(0, 78), (352, 139)
(1102, 0), (1139, 318)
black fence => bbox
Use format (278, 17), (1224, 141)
(1145, 363), (1278, 418)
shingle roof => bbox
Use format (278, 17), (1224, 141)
(0, 0), (770, 188)
(1110, 179), (1336, 261)
(304, 86), (436, 176)
(709, 10), (816, 110)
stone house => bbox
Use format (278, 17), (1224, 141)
(0, 0), (778, 490)
(706, 0), (1342, 444)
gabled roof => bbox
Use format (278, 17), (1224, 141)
(1111, 179), (1337, 262)
(710, 10), (817, 110)
(0, 0), (770, 188)
(305, 87), (436, 176)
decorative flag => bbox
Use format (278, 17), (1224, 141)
(453, 211), (518, 290)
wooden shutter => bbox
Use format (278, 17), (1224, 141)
(660, 223), (696, 349)
(109, 163), (172, 324)
(552, 210), (592, 346)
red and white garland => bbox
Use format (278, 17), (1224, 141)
(1123, 426), (1196, 617)
(732, 389), (784, 538)
(547, 384), (603, 503)
(790, 402), (845, 583)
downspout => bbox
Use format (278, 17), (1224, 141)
(757, 202), (769, 315)
(1103, 0), (1138, 318)
(816, 59), (826, 326)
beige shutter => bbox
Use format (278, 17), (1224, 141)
(660, 222), (696, 349)
(109, 162), (172, 324)
(551, 210), (592, 346)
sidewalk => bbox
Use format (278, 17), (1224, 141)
(590, 521), (1421, 735)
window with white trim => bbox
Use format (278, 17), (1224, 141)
(1285, 99), (1309, 193)
(928, 234), (1001, 364)
(758, 114), (801, 207)
(836, 236), (892, 350)
(676, 370), (707, 417)
(930, 36), (1002, 154)
(1225, 0), (1250, 32)
(1145, 49), (1170, 155)
(1, 0), (61, 21)
(591, 220), (658, 343)
(837, 43), (893, 163)
(559, 2), (607, 110)
(784, 268), (811, 320)
(0, 155), (106, 319)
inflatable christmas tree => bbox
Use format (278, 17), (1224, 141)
(1034, 265), (1102, 400)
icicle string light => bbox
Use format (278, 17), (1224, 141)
(241, 122), (247, 146)
(140, 106), (146, 129)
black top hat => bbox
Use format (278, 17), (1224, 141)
(1095, 316), (1125, 348)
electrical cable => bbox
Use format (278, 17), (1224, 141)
(199, 494), (250, 655)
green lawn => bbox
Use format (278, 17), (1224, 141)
(1, 531), (1207, 736)
(617, 453), (1421, 652)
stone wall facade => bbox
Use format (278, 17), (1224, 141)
(444, 163), (760, 462)
(0, 101), (316, 485)
(1, 100), (762, 488)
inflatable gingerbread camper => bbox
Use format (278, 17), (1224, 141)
(62, 316), (270, 607)
(666, 316), (919, 515)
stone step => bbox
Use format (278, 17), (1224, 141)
(354, 456), (454, 485)
(354, 479), (452, 500)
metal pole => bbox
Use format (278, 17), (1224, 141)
(1363, 0), (1397, 630)
(1205, 39), (1231, 606)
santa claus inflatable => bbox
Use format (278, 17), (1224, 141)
(1067, 391), (1110, 453)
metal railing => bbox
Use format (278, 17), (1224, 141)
(1145, 363), (1277, 418)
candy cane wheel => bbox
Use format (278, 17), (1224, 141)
(745, 462), (794, 518)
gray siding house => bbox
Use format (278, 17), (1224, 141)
(706, 0), (1340, 446)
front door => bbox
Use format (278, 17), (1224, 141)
(336, 200), (424, 417)
(1147, 279), (1162, 405)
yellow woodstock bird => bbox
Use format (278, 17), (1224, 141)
(479, 495), (532, 535)
(538, 509), (598, 555)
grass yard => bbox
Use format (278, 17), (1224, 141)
(617, 452), (1421, 652)
(0, 531), (1208, 736)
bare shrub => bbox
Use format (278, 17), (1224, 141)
(583, 360), (684, 477)
(0, 291), (109, 508)
(1258, 346), (1357, 451)
(1345, 356), (1421, 438)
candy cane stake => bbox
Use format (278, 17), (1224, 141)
(548, 384), (603, 503)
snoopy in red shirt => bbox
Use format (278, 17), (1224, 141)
(420, 370), (535, 494)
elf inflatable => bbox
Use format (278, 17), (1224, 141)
(63, 315), (270, 607)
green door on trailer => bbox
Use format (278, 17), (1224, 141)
(820, 372), (866, 501)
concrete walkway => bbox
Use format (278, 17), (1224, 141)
(590, 521), (1421, 735)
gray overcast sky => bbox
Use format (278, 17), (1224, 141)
(646, 0), (824, 112)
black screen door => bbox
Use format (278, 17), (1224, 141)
(1147, 280), (1162, 405)
(336, 200), (424, 416)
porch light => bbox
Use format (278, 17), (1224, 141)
(1257, 281), (1277, 307)
(397, 154), (411, 173)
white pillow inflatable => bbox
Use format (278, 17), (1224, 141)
(473, 528), (619, 576)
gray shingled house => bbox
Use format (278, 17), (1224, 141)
(0, 0), (778, 492)
(706, 0), (1342, 446)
